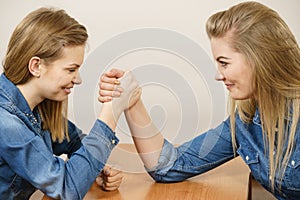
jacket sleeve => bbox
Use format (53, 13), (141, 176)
(147, 117), (234, 182)
(0, 113), (118, 200)
(52, 120), (86, 158)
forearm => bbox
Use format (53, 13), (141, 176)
(98, 71), (140, 131)
(125, 99), (164, 169)
(98, 102), (118, 131)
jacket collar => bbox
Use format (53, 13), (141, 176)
(0, 73), (33, 115)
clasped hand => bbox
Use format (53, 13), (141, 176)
(98, 69), (141, 110)
(96, 69), (141, 191)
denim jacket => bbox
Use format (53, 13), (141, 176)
(148, 109), (300, 199)
(0, 73), (119, 200)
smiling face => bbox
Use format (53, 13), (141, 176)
(37, 45), (85, 102)
(211, 37), (255, 100)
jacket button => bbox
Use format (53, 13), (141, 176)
(291, 160), (295, 166)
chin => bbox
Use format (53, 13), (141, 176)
(59, 96), (69, 101)
(231, 96), (251, 100)
(51, 96), (68, 102)
(230, 93), (249, 100)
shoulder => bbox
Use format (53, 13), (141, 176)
(0, 106), (21, 127)
(0, 107), (35, 146)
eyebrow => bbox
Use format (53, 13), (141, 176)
(68, 63), (81, 67)
(216, 56), (231, 61)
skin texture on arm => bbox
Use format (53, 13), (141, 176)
(98, 102), (118, 131)
(96, 71), (143, 190)
(98, 70), (140, 131)
(99, 69), (164, 169)
(125, 99), (164, 169)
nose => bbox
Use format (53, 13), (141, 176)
(73, 71), (82, 85)
(215, 69), (225, 81)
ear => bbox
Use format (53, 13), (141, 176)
(28, 56), (41, 78)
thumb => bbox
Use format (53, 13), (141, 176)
(107, 68), (125, 79)
(103, 168), (111, 176)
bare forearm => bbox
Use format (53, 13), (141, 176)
(98, 103), (117, 131)
(125, 99), (164, 169)
(98, 70), (140, 131)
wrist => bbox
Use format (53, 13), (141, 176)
(98, 102), (121, 131)
(126, 98), (143, 113)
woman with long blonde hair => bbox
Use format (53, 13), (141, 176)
(0, 7), (139, 199)
(99, 2), (300, 199)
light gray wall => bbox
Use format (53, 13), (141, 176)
(1, 0), (299, 144)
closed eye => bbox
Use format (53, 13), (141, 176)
(66, 65), (80, 73)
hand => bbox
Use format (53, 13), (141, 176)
(95, 166), (123, 191)
(98, 69), (142, 110)
(98, 68), (125, 103)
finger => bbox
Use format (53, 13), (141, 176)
(106, 167), (122, 177)
(99, 82), (123, 92)
(99, 89), (121, 98)
(106, 68), (125, 78)
(96, 176), (121, 191)
(102, 172), (124, 185)
(101, 74), (121, 85)
(101, 166), (123, 181)
(102, 179), (123, 191)
(102, 185), (119, 191)
(99, 82), (117, 90)
(101, 166), (111, 176)
(103, 166), (111, 176)
(95, 176), (104, 186)
(98, 96), (112, 103)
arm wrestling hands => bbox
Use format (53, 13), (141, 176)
(98, 69), (141, 106)
(96, 69), (141, 191)
(98, 69), (164, 170)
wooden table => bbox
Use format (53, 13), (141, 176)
(43, 144), (251, 200)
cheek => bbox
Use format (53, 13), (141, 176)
(55, 76), (70, 85)
(224, 68), (238, 80)
(241, 71), (255, 95)
(236, 65), (252, 83)
(245, 69), (254, 85)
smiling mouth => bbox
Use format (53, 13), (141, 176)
(64, 87), (72, 94)
(225, 84), (234, 90)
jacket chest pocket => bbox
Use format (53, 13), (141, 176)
(285, 151), (300, 191)
(237, 144), (262, 183)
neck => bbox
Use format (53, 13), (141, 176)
(16, 81), (44, 110)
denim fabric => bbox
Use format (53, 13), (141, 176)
(148, 110), (300, 199)
(0, 73), (119, 200)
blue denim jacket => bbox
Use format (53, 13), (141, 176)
(148, 109), (300, 199)
(0, 73), (119, 200)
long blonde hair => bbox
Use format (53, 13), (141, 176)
(3, 7), (88, 142)
(206, 1), (300, 191)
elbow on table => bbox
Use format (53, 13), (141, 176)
(147, 171), (187, 183)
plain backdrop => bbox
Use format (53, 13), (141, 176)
(1, 0), (299, 144)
